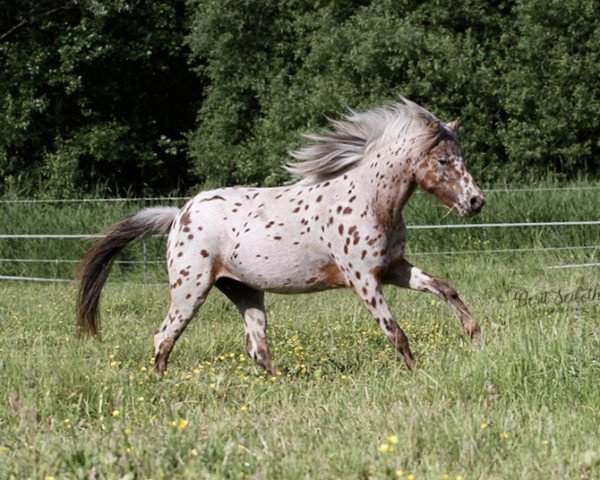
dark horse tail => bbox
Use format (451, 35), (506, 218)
(76, 207), (180, 337)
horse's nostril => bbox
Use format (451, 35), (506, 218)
(470, 195), (484, 211)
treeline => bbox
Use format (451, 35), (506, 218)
(1, 0), (599, 197)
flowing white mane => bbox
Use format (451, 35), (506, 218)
(286, 97), (451, 183)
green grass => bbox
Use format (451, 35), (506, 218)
(1, 253), (599, 479)
(0, 182), (599, 478)
(1, 181), (599, 280)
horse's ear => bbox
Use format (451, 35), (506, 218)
(446, 119), (460, 131)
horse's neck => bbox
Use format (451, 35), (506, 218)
(357, 147), (416, 227)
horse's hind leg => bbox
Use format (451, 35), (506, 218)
(153, 267), (213, 375)
(216, 278), (276, 375)
(384, 258), (480, 341)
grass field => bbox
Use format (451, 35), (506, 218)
(1, 184), (599, 478)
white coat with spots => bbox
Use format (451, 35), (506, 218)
(76, 98), (485, 375)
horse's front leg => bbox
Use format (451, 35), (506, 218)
(352, 279), (415, 370)
(384, 258), (480, 341)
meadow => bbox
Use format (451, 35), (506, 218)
(0, 184), (599, 479)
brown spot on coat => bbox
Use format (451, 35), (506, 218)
(181, 211), (192, 226)
(318, 262), (347, 287)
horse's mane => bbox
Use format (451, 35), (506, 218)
(286, 97), (451, 183)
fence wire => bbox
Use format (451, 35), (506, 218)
(2, 189), (598, 281)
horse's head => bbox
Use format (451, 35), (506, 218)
(413, 120), (485, 217)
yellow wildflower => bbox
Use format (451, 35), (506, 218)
(177, 419), (189, 431)
(378, 443), (394, 453)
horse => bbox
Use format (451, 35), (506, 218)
(76, 97), (485, 375)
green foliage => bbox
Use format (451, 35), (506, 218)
(187, 0), (600, 187)
(0, 0), (200, 197)
(1, 0), (599, 196)
(499, 0), (600, 178)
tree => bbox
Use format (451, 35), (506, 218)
(0, 0), (202, 197)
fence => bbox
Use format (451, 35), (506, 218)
(1, 187), (599, 282)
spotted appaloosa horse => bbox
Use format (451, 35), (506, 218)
(77, 98), (485, 375)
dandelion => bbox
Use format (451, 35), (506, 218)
(190, 448), (199, 457)
(387, 435), (399, 445)
(407, 475), (415, 480)
(45, 477), (55, 480)
(240, 405), (249, 413)
(123, 428), (132, 436)
(137, 396), (144, 402)
(396, 469), (404, 478)
(112, 410), (120, 418)
(480, 422), (489, 430)
(501, 431), (509, 440)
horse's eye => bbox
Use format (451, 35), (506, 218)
(438, 158), (449, 166)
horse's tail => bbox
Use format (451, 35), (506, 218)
(76, 206), (180, 337)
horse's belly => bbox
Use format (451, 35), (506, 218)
(222, 251), (348, 294)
